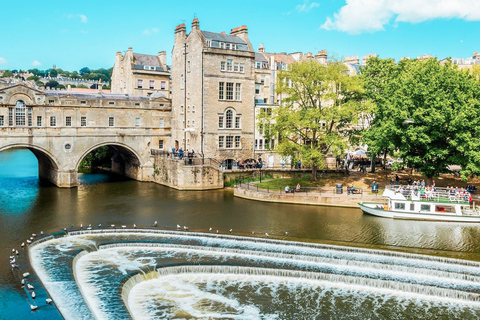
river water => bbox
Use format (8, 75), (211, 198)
(2, 149), (480, 319)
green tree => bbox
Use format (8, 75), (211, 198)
(79, 67), (90, 76)
(2, 70), (13, 77)
(261, 59), (365, 180)
(27, 75), (39, 81)
(364, 57), (480, 181)
(45, 80), (59, 88)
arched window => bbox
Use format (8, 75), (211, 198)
(15, 100), (26, 126)
(226, 110), (233, 128)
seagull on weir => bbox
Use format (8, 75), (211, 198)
(23, 272), (30, 278)
(26, 239), (32, 244)
(184, 226), (188, 230)
(229, 229), (233, 233)
(27, 284), (34, 290)
(32, 233), (36, 237)
(30, 304), (38, 311)
(121, 225), (126, 229)
(216, 230), (219, 233)
(285, 232), (289, 236)
(46, 298), (53, 305)
(133, 224), (137, 228)
(40, 231), (44, 235)
(177, 224), (181, 229)
(31, 291), (36, 299)
(252, 231), (255, 235)
(209, 227), (213, 231)
(265, 233), (269, 237)
(153, 221), (158, 227)
(111, 224), (115, 228)
(21, 243), (25, 248)
(98, 224), (102, 228)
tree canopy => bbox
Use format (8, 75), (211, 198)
(362, 57), (480, 180)
(260, 59), (366, 180)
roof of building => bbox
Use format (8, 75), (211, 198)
(201, 31), (247, 45)
(44, 90), (149, 100)
(263, 53), (296, 65)
(133, 53), (162, 67)
(255, 52), (268, 62)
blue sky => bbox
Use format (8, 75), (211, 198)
(1, 0), (479, 71)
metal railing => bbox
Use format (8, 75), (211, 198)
(385, 185), (471, 203)
(237, 181), (363, 196)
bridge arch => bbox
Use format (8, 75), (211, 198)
(75, 142), (144, 180)
(0, 143), (61, 184)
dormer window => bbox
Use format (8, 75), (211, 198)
(143, 66), (156, 70)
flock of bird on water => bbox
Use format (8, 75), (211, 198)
(11, 222), (290, 313)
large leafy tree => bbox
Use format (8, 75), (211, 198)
(260, 59), (365, 180)
(363, 57), (480, 181)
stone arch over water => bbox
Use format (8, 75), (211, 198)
(75, 142), (144, 180)
(0, 143), (60, 184)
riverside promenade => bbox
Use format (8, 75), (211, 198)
(234, 182), (381, 208)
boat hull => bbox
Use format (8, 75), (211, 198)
(359, 202), (480, 222)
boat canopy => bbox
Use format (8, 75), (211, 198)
(382, 188), (407, 200)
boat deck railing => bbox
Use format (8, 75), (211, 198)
(385, 185), (471, 205)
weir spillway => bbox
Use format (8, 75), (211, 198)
(28, 229), (480, 319)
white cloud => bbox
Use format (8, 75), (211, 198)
(31, 60), (42, 66)
(321, 0), (480, 34)
(67, 13), (88, 23)
(0, 57), (7, 64)
(78, 14), (87, 23)
(142, 27), (159, 36)
(296, 0), (319, 13)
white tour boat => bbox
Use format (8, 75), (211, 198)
(359, 185), (480, 222)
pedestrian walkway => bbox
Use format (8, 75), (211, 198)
(233, 181), (381, 208)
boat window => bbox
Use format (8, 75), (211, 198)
(435, 205), (455, 213)
(410, 203), (415, 211)
(420, 204), (431, 212)
(394, 203), (405, 210)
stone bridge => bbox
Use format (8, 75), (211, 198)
(0, 83), (171, 187)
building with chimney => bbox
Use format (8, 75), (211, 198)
(111, 47), (170, 98)
(171, 18), (255, 169)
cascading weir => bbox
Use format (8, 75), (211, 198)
(29, 229), (480, 320)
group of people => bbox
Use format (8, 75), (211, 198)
(285, 183), (302, 193)
(237, 158), (265, 169)
(170, 146), (195, 160)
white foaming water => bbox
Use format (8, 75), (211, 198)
(31, 230), (480, 320)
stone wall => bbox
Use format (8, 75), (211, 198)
(152, 154), (223, 190)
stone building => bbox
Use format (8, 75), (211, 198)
(171, 18), (255, 169)
(111, 47), (170, 98)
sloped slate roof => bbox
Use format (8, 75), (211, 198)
(201, 31), (247, 45)
(255, 52), (268, 62)
(44, 90), (149, 100)
(133, 53), (161, 67)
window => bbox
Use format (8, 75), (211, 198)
(37, 116), (42, 127)
(420, 204), (431, 212)
(137, 79), (143, 89)
(159, 139), (164, 149)
(27, 107), (32, 126)
(218, 82), (225, 100)
(255, 84), (260, 94)
(255, 139), (258, 149)
(180, 106), (184, 114)
(135, 103), (140, 106)
(410, 203), (415, 211)
(15, 101), (26, 126)
(226, 136), (233, 148)
(220, 61), (226, 71)
(80, 100), (86, 105)
(0, 115), (3, 126)
(220, 42), (225, 49)
(226, 83), (234, 100)
(109, 101), (115, 105)
(235, 116), (241, 129)
(234, 63), (239, 72)
(187, 61), (191, 72)
(109, 117), (114, 127)
(8, 108), (13, 126)
(259, 139), (264, 150)
(261, 75), (265, 85)
(192, 106), (195, 113)
(149, 80), (155, 89)
(81, 117), (87, 127)
(219, 136), (224, 148)
(206, 40), (211, 47)
(66, 116), (72, 126)
(50, 116), (56, 127)
(159, 118), (164, 128)
(218, 116), (224, 128)
(394, 203), (405, 210)
(226, 110), (233, 128)
(135, 118), (140, 127)
(227, 59), (233, 71)
(48, 100), (54, 104)
(235, 83), (241, 100)
(239, 63), (244, 72)
(181, 74), (184, 89)
(256, 62), (261, 69)
(235, 136), (240, 148)
(161, 81), (166, 90)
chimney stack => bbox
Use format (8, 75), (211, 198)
(158, 51), (166, 67)
(258, 43), (265, 53)
(192, 18), (199, 30)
